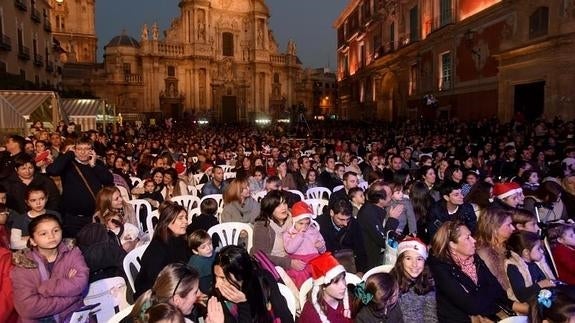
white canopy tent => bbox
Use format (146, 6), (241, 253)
(0, 91), (60, 133)
(60, 98), (114, 132)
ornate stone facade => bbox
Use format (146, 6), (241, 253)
(61, 0), (306, 122)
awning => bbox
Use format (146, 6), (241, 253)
(0, 91), (59, 130)
(60, 98), (105, 116)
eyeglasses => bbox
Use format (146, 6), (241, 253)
(172, 275), (184, 298)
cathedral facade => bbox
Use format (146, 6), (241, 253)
(62, 0), (306, 122)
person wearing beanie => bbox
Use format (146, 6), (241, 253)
(299, 253), (352, 323)
(491, 182), (522, 210)
(390, 237), (438, 323)
(283, 201), (326, 288)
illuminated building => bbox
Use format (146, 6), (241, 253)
(334, 0), (575, 121)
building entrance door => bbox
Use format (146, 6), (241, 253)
(222, 96), (237, 123)
(514, 81), (544, 121)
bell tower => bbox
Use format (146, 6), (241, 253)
(50, 0), (97, 63)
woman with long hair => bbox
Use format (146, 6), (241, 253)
(419, 166), (440, 202)
(390, 237), (437, 323)
(94, 186), (138, 228)
(464, 181), (494, 220)
(134, 202), (191, 298)
(409, 181), (434, 243)
(163, 168), (189, 200)
(220, 178), (260, 224)
(523, 180), (567, 223)
(213, 245), (293, 323)
(428, 221), (526, 322)
(131, 263), (200, 323)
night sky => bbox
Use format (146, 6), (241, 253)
(96, 0), (349, 69)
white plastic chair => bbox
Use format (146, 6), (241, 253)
(130, 176), (142, 187)
(187, 207), (202, 225)
(362, 265), (394, 281)
(171, 195), (201, 212)
(218, 165), (234, 172)
(208, 222), (253, 252)
(223, 172), (237, 180)
(303, 198), (328, 218)
(498, 316), (528, 323)
(108, 304), (134, 323)
(543, 237), (559, 275)
(278, 283), (297, 320)
(196, 183), (205, 191)
(127, 199), (153, 233)
(200, 194), (223, 208)
(252, 190), (267, 203)
(186, 185), (199, 197)
(123, 243), (149, 293)
(358, 181), (368, 191)
(332, 185), (344, 192)
(287, 189), (305, 201)
(192, 173), (205, 186)
(83, 277), (130, 323)
(306, 187), (331, 200)
(146, 210), (159, 236)
(346, 272), (362, 285)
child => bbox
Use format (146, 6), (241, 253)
(529, 286), (575, 323)
(34, 140), (52, 173)
(283, 201), (326, 287)
(187, 229), (215, 295)
(138, 179), (164, 209)
(100, 210), (142, 252)
(547, 224), (575, 285)
(389, 182), (417, 235)
(11, 214), (89, 322)
(10, 186), (60, 250)
(353, 272), (403, 322)
(348, 187), (365, 218)
(504, 231), (556, 302)
(305, 169), (319, 190)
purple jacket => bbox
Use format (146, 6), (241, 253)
(11, 242), (89, 323)
(283, 225), (326, 256)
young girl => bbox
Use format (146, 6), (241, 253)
(283, 201), (326, 287)
(348, 187), (365, 218)
(10, 186), (60, 250)
(299, 252), (351, 323)
(528, 286), (575, 323)
(34, 140), (52, 173)
(101, 210), (142, 252)
(504, 231), (556, 302)
(389, 182), (417, 235)
(547, 224), (575, 285)
(353, 273), (403, 323)
(138, 179), (164, 209)
(11, 214), (89, 322)
(305, 169), (319, 190)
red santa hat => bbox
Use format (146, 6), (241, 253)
(201, 163), (213, 173)
(308, 253), (350, 322)
(493, 182), (520, 200)
(290, 201), (314, 223)
(174, 161), (187, 175)
(397, 237), (428, 259)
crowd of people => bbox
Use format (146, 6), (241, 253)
(0, 116), (574, 322)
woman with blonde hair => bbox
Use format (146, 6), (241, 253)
(220, 178), (260, 224)
(428, 221), (526, 322)
(475, 208), (516, 292)
(93, 186), (138, 227)
(131, 263), (200, 323)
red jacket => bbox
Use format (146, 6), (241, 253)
(0, 247), (17, 323)
(552, 243), (575, 285)
(10, 242), (89, 323)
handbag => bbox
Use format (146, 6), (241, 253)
(383, 230), (400, 266)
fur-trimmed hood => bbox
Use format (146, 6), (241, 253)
(12, 238), (76, 269)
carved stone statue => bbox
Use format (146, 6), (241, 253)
(152, 23), (159, 40)
(141, 24), (149, 41)
(287, 40), (297, 56)
(198, 12), (206, 42)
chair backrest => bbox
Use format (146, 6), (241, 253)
(195, 183), (205, 191)
(192, 173), (205, 186)
(278, 283), (297, 320)
(116, 185), (131, 202)
(543, 237), (559, 275)
(187, 207), (202, 225)
(127, 199), (153, 233)
(252, 190), (267, 203)
(130, 176), (143, 187)
(332, 185), (344, 193)
(83, 276), (129, 323)
(362, 265), (394, 281)
(498, 316), (528, 323)
(108, 304), (134, 323)
(186, 185), (199, 197)
(287, 189), (305, 201)
(306, 187), (331, 200)
(299, 278), (313, 309)
(171, 195), (201, 212)
(123, 243), (149, 293)
(207, 222), (253, 252)
(223, 172), (237, 180)
(346, 272), (362, 285)
(358, 181), (368, 191)
(200, 194), (223, 208)
(303, 198), (328, 218)
(146, 210), (159, 236)
(218, 165), (234, 173)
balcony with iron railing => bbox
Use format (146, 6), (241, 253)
(31, 9), (41, 23)
(0, 34), (11, 51)
(15, 0), (27, 11)
(124, 73), (143, 84)
(34, 54), (44, 67)
(18, 45), (31, 60)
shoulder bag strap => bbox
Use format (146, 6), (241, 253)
(72, 162), (97, 202)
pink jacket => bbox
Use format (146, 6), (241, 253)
(11, 242), (89, 323)
(283, 225), (326, 256)
(0, 247), (17, 323)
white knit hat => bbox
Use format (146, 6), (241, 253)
(397, 237), (428, 259)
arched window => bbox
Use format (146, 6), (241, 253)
(222, 32), (234, 57)
(529, 7), (548, 39)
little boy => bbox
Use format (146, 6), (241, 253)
(348, 187), (365, 218)
(187, 229), (215, 295)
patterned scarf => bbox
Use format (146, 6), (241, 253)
(451, 252), (478, 285)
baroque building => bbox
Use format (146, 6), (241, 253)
(0, 0), (62, 87)
(334, 0), (575, 122)
(61, 0), (306, 122)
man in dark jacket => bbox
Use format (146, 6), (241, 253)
(357, 181), (402, 269)
(328, 171), (359, 209)
(427, 182), (477, 238)
(316, 199), (367, 273)
(0, 135), (26, 181)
